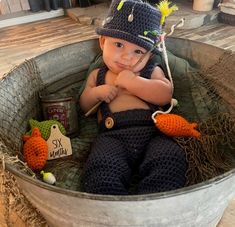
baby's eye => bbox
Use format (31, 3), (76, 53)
(114, 42), (124, 48)
(135, 49), (145, 55)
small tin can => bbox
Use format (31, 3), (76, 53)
(40, 93), (78, 137)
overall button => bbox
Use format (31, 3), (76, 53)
(105, 117), (114, 129)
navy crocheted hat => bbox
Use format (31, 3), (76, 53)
(96, 0), (162, 53)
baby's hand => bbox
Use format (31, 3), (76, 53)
(115, 70), (135, 88)
(97, 84), (118, 103)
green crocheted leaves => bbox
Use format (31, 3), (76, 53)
(26, 119), (66, 140)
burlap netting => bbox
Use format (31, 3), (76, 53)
(173, 51), (235, 185)
(0, 49), (235, 225)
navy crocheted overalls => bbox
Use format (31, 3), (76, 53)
(82, 61), (187, 195)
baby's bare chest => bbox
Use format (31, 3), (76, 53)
(104, 71), (149, 112)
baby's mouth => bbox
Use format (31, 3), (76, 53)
(116, 62), (130, 70)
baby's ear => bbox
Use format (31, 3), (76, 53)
(99, 36), (105, 50)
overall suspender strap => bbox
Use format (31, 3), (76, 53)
(96, 66), (114, 119)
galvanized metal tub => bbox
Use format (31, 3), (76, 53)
(2, 37), (235, 227)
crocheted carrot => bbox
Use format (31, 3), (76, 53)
(154, 113), (201, 138)
(23, 127), (48, 171)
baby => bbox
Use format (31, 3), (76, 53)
(79, 0), (187, 195)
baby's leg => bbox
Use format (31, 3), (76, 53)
(82, 135), (131, 195)
(138, 134), (187, 194)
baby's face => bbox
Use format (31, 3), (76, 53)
(99, 36), (151, 74)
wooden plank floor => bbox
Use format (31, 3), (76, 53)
(0, 16), (235, 226)
(0, 16), (97, 78)
(173, 23), (235, 51)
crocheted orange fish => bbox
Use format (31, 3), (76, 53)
(155, 114), (201, 138)
(23, 127), (48, 171)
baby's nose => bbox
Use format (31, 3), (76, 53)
(121, 52), (133, 61)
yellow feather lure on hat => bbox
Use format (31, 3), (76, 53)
(157, 0), (178, 25)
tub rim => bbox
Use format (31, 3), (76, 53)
(7, 162), (235, 201)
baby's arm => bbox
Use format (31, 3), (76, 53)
(115, 66), (172, 106)
(79, 69), (118, 113)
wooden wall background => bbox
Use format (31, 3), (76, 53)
(0, 0), (30, 15)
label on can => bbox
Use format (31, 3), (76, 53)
(46, 105), (68, 129)
(41, 94), (78, 136)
